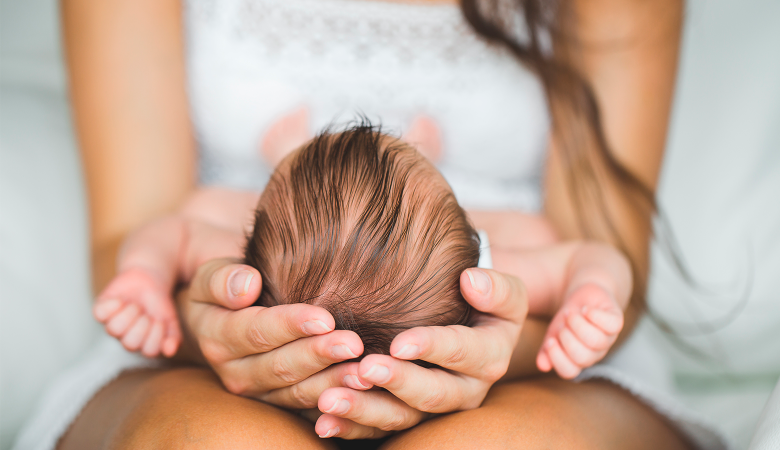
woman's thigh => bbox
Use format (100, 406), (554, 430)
(58, 366), (335, 450)
(382, 378), (692, 450)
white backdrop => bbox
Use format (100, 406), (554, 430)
(0, 0), (778, 449)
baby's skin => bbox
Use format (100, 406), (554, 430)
(94, 118), (630, 379)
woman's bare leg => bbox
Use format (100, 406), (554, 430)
(382, 378), (692, 450)
(58, 367), (335, 450)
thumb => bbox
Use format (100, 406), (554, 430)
(460, 268), (529, 324)
(188, 258), (262, 310)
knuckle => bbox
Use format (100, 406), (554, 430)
(270, 355), (299, 384)
(442, 344), (469, 367)
(199, 339), (227, 364)
(222, 375), (249, 396)
(438, 327), (469, 366)
(416, 389), (448, 413)
(481, 361), (508, 382)
(288, 382), (316, 408)
(380, 413), (407, 431)
(246, 323), (272, 351)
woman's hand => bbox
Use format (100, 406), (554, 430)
(313, 268), (529, 439)
(177, 258), (373, 409)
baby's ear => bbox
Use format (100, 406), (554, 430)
(403, 115), (443, 164)
(260, 106), (311, 168)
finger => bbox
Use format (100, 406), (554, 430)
(318, 386), (427, 431)
(141, 320), (165, 357)
(558, 327), (605, 367)
(390, 325), (509, 381)
(544, 338), (581, 380)
(196, 303), (337, 361)
(315, 414), (390, 440)
(188, 259), (263, 310)
(222, 330), (363, 396)
(536, 348), (552, 372)
(259, 362), (370, 410)
(358, 354), (480, 412)
(584, 307), (624, 335)
(566, 311), (613, 350)
(461, 268), (528, 324)
(121, 315), (151, 351)
(105, 303), (141, 336)
(93, 298), (123, 322)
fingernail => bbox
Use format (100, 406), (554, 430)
(394, 344), (419, 359)
(362, 364), (391, 384)
(331, 344), (358, 359)
(545, 337), (556, 348)
(344, 374), (371, 390)
(324, 398), (351, 415)
(228, 270), (253, 297)
(94, 298), (121, 320)
(318, 426), (340, 438)
(302, 320), (333, 335)
(467, 269), (491, 294)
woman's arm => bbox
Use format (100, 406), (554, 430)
(63, 0), (196, 293)
(508, 0), (683, 378)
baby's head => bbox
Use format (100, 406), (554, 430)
(244, 123), (479, 356)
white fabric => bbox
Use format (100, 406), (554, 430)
(748, 380), (780, 450)
(638, 1), (780, 447)
(477, 230), (493, 270)
(185, 0), (550, 211)
(0, 86), (99, 450)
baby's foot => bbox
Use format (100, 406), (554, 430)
(93, 267), (181, 358)
(536, 283), (624, 379)
(403, 115), (443, 164)
(260, 106), (311, 168)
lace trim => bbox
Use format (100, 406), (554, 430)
(188, 0), (509, 68)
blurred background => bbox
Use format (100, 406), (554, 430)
(0, 0), (778, 449)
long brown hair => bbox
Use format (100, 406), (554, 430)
(460, 0), (657, 306)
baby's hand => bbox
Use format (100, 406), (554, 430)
(93, 267), (181, 358)
(536, 283), (624, 379)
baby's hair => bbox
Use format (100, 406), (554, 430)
(244, 121), (480, 356)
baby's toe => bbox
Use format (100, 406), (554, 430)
(536, 349), (553, 372)
(161, 322), (181, 357)
(544, 338), (581, 380)
(94, 298), (123, 322)
(121, 315), (151, 351)
(566, 312), (613, 350)
(106, 304), (141, 336)
(559, 327), (603, 368)
(585, 308), (624, 335)
(141, 321), (165, 357)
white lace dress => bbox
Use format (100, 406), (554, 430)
(12, 1), (727, 449)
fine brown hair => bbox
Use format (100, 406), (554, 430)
(244, 123), (480, 356)
(460, 0), (659, 307)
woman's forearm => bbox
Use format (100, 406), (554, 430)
(63, 0), (196, 293)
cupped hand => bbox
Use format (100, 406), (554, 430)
(312, 268), (529, 439)
(178, 258), (372, 409)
